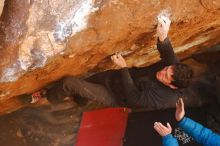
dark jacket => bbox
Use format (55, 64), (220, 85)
(118, 38), (179, 108)
(162, 117), (220, 146)
(87, 38), (200, 109)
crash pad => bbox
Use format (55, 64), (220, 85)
(75, 108), (131, 146)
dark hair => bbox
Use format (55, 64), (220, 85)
(171, 63), (193, 88)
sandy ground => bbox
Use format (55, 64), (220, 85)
(0, 101), (104, 146)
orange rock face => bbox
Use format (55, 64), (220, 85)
(0, 0), (219, 114)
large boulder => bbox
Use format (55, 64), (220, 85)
(0, 0), (219, 114)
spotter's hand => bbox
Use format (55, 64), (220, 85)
(175, 98), (185, 122)
(154, 122), (172, 137)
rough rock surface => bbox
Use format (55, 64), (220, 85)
(0, 0), (220, 114)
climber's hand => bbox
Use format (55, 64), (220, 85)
(111, 53), (127, 68)
(157, 16), (171, 42)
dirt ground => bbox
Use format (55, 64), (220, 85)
(0, 101), (104, 146)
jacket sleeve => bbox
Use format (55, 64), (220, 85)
(178, 117), (220, 146)
(157, 37), (179, 66)
(119, 68), (142, 106)
(162, 134), (179, 146)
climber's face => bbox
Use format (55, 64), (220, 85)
(156, 65), (177, 89)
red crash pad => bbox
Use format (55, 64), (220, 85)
(75, 108), (131, 146)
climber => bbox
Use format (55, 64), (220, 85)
(154, 98), (220, 146)
(27, 16), (193, 109)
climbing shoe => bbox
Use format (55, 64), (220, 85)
(19, 91), (45, 104)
